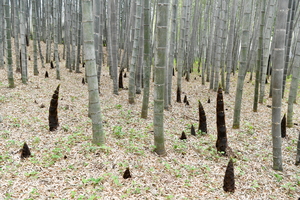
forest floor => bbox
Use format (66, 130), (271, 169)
(0, 42), (300, 200)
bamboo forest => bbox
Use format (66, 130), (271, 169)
(1, 0), (300, 199)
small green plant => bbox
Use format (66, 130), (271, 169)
(281, 182), (296, 193)
(50, 147), (64, 161)
(25, 171), (39, 178)
(33, 136), (40, 143)
(99, 145), (112, 154)
(286, 146), (293, 151)
(173, 141), (188, 154)
(82, 177), (104, 185)
(1, 130), (10, 139)
(112, 175), (121, 186)
(251, 180), (259, 189)
(70, 191), (76, 198)
(62, 125), (70, 132)
(0, 95), (7, 102)
(70, 96), (77, 102)
(30, 188), (40, 197)
(274, 173), (283, 182)
(112, 126), (126, 138)
(29, 157), (39, 164)
(166, 195), (174, 199)
(115, 104), (122, 109)
(164, 162), (171, 170)
(68, 165), (75, 170)
(5, 192), (13, 199)
(245, 122), (254, 134)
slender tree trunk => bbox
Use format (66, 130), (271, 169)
(136, 3), (144, 95)
(225, 0), (237, 94)
(32, 0), (39, 75)
(26, 0), (30, 40)
(141, 0), (151, 119)
(58, 0), (63, 44)
(154, 0), (169, 156)
(212, 1), (223, 91)
(166, 0), (178, 106)
(97, 0), (104, 86)
(20, 0), (27, 83)
(176, 1), (187, 103)
(233, 0), (252, 129)
(109, 0), (119, 95)
(120, 1), (136, 72)
(259, 0), (276, 103)
(13, 0), (20, 72)
(296, 130), (300, 165)
(70, 0), (77, 71)
(53, 0), (60, 80)
(5, 0), (14, 88)
(45, 0), (51, 63)
(272, 0), (288, 171)
(76, 0), (83, 73)
(282, 0), (295, 98)
(287, 16), (300, 127)
(253, 0), (264, 112)
(36, 0), (45, 69)
(94, 0), (100, 73)
(202, 0), (211, 85)
(0, 1), (4, 69)
(65, 0), (71, 70)
(82, 0), (105, 145)
(128, 0), (142, 104)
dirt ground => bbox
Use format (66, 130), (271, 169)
(0, 42), (299, 199)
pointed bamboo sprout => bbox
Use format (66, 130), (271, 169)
(21, 142), (31, 159)
(216, 86), (227, 154)
(191, 124), (196, 136)
(281, 114), (286, 138)
(198, 100), (207, 134)
(49, 84), (60, 131)
(180, 131), (187, 140)
(123, 167), (131, 179)
(223, 158), (235, 193)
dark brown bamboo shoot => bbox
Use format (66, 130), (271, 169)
(216, 86), (227, 154)
(48, 84), (60, 131)
(180, 131), (187, 140)
(50, 61), (54, 69)
(119, 70), (124, 89)
(26, 34), (29, 46)
(198, 100), (207, 134)
(185, 100), (189, 106)
(296, 130), (300, 165)
(123, 167), (131, 179)
(20, 142), (31, 159)
(281, 114), (286, 138)
(176, 87), (181, 103)
(223, 158), (235, 193)
(183, 95), (187, 103)
(191, 124), (196, 136)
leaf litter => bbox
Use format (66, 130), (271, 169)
(0, 42), (299, 199)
